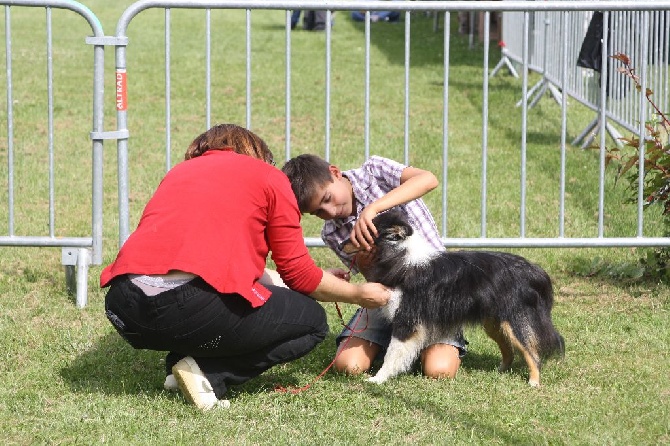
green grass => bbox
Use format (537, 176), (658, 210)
(1, 2), (669, 444)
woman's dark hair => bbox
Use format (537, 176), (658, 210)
(184, 123), (274, 165)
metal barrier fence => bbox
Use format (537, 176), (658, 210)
(113, 0), (670, 251)
(0, 0), (105, 307)
(496, 2), (670, 149)
(3, 1), (670, 309)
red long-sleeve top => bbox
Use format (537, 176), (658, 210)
(100, 150), (323, 307)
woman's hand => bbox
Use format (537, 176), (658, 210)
(354, 282), (390, 309)
(311, 271), (389, 308)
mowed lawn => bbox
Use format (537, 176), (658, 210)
(0, 2), (668, 444)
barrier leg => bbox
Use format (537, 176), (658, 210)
(605, 122), (623, 148)
(76, 248), (90, 308)
(65, 264), (76, 295)
(516, 78), (544, 107)
(573, 116), (624, 149)
(517, 77), (563, 109)
(62, 247), (91, 308)
(572, 116), (598, 148)
(490, 54), (519, 79)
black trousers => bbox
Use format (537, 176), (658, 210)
(104, 276), (328, 399)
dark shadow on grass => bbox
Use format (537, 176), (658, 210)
(566, 253), (667, 293)
(60, 330), (342, 398)
(227, 333), (339, 397)
(230, 338), (528, 396)
(60, 331), (170, 396)
(256, 13), (493, 69)
(461, 350), (506, 374)
(344, 13), (491, 69)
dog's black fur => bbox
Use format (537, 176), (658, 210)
(365, 209), (565, 386)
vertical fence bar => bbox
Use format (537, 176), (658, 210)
(205, 8), (211, 129)
(636, 11), (650, 237)
(364, 10), (371, 160)
(519, 11), (530, 238)
(622, 11), (632, 126)
(245, 8), (251, 129)
(324, 10), (332, 160)
(284, 9), (291, 162)
(662, 12), (669, 114)
(597, 12), (609, 238)
(165, 8), (171, 170)
(46, 7), (55, 237)
(116, 37), (130, 246)
(481, 10), (491, 234)
(5, 6), (14, 236)
(403, 11), (410, 166)
(91, 35), (105, 266)
(559, 11), (568, 238)
(441, 11), (450, 238)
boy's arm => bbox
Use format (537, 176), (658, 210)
(352, 166), (438, 250)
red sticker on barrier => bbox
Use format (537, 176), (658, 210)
(116, 69), (127, 111)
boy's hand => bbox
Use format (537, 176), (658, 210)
(351, 207), (379, 251)
(326, 267), (351, 282)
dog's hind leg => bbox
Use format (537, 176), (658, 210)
(482, 318), (515, 373)
(368, 327), (427, 384)
(500, 321), (542, 387)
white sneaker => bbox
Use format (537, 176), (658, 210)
(163, 374), (179, 391)
(172, 356), (229, 411)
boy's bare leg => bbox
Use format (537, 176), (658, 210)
(333, 337), (381, 375)
(421, 343), (461, 379)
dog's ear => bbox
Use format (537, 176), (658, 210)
(374, 217), (414, 246)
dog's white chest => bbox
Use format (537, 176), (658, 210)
(380, 289), (402, 321)
(401, 233), (439, 264)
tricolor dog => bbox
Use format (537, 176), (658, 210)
(346, 209), (564, 386)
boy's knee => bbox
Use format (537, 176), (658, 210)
(333, 344), (374, 375)
(421, 344), (461, 379)
(333, 362), (367, 376)
(333, 355), (371, 375)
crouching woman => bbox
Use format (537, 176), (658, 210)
(101, 124), (389, 411)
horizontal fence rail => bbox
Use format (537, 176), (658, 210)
(0, 0), (105, 307)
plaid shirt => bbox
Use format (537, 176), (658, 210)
(322, 156), (444, 274)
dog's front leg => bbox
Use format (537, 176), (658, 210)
(368, 333), (424, 384)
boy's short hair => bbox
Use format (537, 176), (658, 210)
(281, 154), (333, 213)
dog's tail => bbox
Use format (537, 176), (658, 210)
(529, 272), (565, 360)
(533, 304), (565, 360)
(542, 328), (566, 360)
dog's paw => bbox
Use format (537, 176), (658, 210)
(367, 375), (387, 385)
(497, 363), (512, 373)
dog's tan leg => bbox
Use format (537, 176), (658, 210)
(482, 319), (514, 373)
(368, 327), (427, 384)
(499, 321), (541, 387)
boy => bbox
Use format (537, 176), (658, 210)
(282, 154), (467, 379)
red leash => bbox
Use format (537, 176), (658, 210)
(275, 254), (369, 394)
(274, 305), (368, 394)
